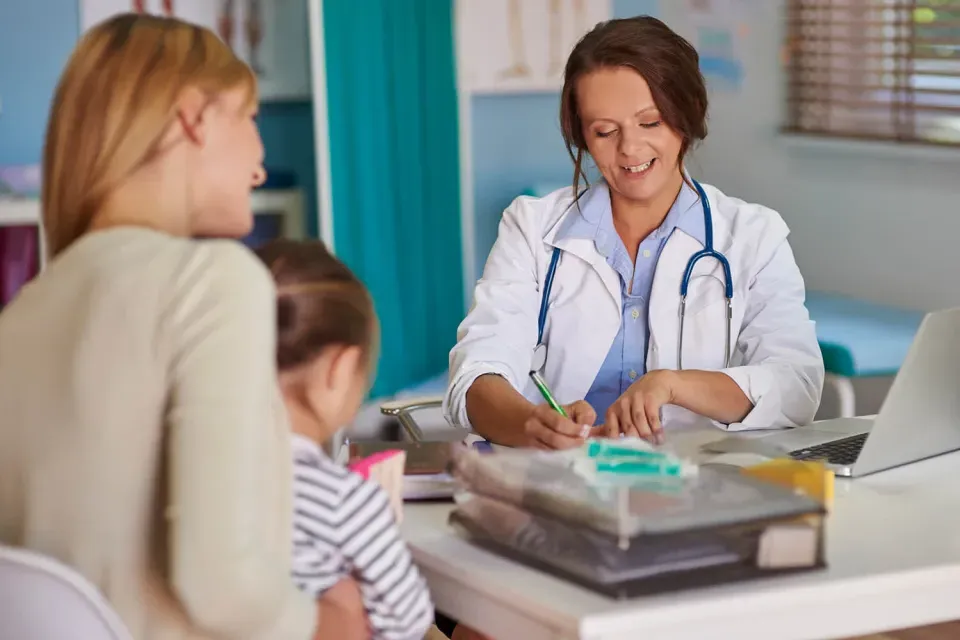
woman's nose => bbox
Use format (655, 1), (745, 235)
(620, 127), (647, 160)
(619, 127), (644, 157)
(252, 166), (267, 188)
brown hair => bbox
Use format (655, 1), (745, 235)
(255, 239), (378, 373)
(42, 13), (257, 257)
(560, 16), (708, 196)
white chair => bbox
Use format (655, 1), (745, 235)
(0, 545), (133, 640)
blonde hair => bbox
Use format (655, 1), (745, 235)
(42, 12), (257, 257)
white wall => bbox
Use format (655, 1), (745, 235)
(661, 1), (960, 313)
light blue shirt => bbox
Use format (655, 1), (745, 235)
(554, 179), (706, 420)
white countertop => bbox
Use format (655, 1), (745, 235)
(0, 189), (304, 236)
(402, 438), (960, 640)
(0, 198), (40, 226)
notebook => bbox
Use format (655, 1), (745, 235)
(348, 441), (458, 500)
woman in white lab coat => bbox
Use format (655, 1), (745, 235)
(443, 16), (824, 450)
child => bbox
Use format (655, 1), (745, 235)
(255, 239), (436, 640)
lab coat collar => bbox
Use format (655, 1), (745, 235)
(552, 180), (615, 258)
(549, 176), (705, 246)
(542, 188), (621, 311)
(542, 176), (710, 309)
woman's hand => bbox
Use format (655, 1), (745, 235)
(452, 623), (494, 640)
(523, 400), (607, 450)
(314, 577), (370, 640)
(605, 370), (678, 444)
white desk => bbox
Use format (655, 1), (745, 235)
(402, 438), (960, 640)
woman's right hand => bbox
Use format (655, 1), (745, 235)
(523, 400), (607, 449)
(314, 577), (370, 640)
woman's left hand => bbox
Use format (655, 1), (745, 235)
(604, 370), (678, 444)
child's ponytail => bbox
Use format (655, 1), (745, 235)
(254, 239), (378, 374)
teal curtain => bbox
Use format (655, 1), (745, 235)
(323, 0), (464, 397)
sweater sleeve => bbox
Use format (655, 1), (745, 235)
(164, 242), (317, 640)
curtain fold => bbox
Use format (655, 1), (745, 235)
(323, 0), (463, 397)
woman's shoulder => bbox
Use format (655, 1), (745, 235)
(159, 237), (276, 313)
(503, 185), (577, 226)
(52, 227), (273, 294)
(172, 237), (272, 289)
(700, 182), (790, 243)
(497, 187), (574, 253)
(65, 231), (279, 342)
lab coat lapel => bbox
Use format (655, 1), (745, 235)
(542, 203), (621, 311)
(549, 237), (621, 309)
(540, 204), (622, 402)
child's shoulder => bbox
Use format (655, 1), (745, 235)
(291, 434), (385, 507)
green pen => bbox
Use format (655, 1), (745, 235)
(529, 370), (568, 418)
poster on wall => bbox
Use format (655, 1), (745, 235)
(684, 0), (751, 91)
(457, 0), (613, 94)
(79, 0), (310, 101)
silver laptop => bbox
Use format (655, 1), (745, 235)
(709, 307), (960, 477)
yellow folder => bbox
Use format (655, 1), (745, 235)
(741, 458), (835, 511)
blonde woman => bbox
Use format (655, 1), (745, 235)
(0, 13), (367, 640)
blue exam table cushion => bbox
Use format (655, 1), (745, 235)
(805, 291), (924, 378)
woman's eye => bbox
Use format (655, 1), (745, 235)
(595, 129), (617, 138)
(640, 120), (662, 129)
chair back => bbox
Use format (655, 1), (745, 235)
(0, 545), (133, 640)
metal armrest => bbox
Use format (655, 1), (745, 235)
(379, 395), (444, 443)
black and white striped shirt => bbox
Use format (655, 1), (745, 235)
(290, 434), (434, 640)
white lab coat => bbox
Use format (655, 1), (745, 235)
(444, 182), (825, 433)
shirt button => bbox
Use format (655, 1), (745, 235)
(628, 370), (638, 380)
(631, 309), (640, 320)
(642, 249), (651, 258)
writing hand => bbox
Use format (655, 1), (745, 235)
(523, 400), (606, 450)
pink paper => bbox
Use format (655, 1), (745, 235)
(348, 449), (403, 479)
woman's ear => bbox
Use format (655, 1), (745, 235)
(175, 86), (209, 146)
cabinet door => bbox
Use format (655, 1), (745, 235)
(80, 0), (311, 101)
(245, 0), (311, 101)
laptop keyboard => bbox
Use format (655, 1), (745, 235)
(789, 432), (869, 466)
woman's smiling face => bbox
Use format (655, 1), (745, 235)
(577, 66), (684, 206)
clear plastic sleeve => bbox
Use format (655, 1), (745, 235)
(448, 443), (821, 539)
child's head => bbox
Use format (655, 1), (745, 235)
(43, 13), (265, 257)
(256, 239), (378, 441)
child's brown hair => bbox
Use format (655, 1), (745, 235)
(254, 239), (377, 373)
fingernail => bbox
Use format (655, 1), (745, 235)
(580, 424), (591, 439)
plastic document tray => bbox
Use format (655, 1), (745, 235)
(449, 491), (826, 599)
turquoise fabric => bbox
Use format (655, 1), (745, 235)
(323, 0), (463, 397)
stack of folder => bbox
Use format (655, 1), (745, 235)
(446, 443), (832, 598)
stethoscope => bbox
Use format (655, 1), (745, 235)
(531, 179), (733, 374)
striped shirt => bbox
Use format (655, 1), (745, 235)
(290, 434), (434, 640)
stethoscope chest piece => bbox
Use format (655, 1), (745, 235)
(531, 343), (547, 374)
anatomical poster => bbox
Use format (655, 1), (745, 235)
(457, 0), (613, 94)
